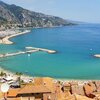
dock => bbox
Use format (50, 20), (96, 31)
(0, 47), (56, 58)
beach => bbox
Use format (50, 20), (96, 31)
(0, 66), (96, 90)
(0, 67), (33, 83)
(0, 30), (31, 44)
(0, 67), (98, 83)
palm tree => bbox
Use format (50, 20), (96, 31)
(15, 72), (23, 85)
(0, 71), (6, 77)
(15, 72), (23, 76)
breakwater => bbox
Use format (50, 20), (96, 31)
(0, 47), (56, 58)
(94, 54), (100, 58)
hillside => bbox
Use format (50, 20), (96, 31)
(0, 1), (75, 28)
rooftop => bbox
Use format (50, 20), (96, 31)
(18, 84), (51, 94)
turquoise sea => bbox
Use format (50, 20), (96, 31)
(0, 24), (100, 79)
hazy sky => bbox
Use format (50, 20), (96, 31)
(2, 0), (100, 23)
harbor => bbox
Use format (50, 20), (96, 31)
(0, 47), (56, 58)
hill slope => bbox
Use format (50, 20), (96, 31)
(0, 1), (75, 28)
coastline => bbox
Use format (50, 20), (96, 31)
(0, 67), (33, 80)
(0, 26), (65, 44)
(0, 67), (99, 83)
(0, 30), (31, 44)
(0, 26), (99, 82)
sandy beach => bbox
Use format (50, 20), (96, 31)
(0, 67), (97, 83)
(0, 67), (33, 81)
(0, 30), (31, 44)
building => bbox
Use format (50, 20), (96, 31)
(6, 77), (58, 100)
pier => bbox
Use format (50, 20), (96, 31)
(0, 47), (56, 58)
(30, 47), (56, 54)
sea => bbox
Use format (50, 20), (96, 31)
(0, 24), (100, 79)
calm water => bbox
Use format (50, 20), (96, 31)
(0, 24), (100, 79)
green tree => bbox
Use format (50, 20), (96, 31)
(0, 71), (6, 77)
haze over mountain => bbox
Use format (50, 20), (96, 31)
(0, 0), (74, 28)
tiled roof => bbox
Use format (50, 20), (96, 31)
(34, 77), (55, 92)
(74, 94), (94, 100)
(34, 77), (53, 85)
(18, 84), (51, 94)
(7, 97), (21, 100)
(0, 92), (3, 99)
(66, 94), (94, 100)
(8, 88), (20, 97)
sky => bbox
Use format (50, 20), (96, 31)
(2, 0), (100, 23)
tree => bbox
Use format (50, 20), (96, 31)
(15, 72), (23, 76)
(0, 71), (6, 77)
(15, 72), (23, 85)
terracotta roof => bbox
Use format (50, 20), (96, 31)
(74, 94), (94, 100)
(63, 83), (71, 87)
(66, 94), (94, 100)
(71, 85), (85, 96)
(0, 92), (3, 99)
(7, 97), (21, 100)
(34, 77), (55, 92)
(18, 84), (51, 94)
(8, 88), (20, 97)
(70, 82), (78, 86)
(34, 77), (53, 85)
(84, 84), (94, 96)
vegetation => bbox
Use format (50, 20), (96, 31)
(0, 71), (6, 76)
(15, 72), (23, 76)
(0, 1), (75, 29)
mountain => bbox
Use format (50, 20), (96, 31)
(0, 1), (75, 28)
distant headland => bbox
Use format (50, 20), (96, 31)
(0, 1), (76, 30)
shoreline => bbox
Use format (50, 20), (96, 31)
(0, 30), (31, 44)
(0, 67), (99, 82)
(0, 67), (33, 80)
(0, 27), (99, 82)
(0, 26), (67, 45)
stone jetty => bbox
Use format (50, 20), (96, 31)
(0, 47), (56, 58)
(32, 47), (56, 54)
(94, 54), (100, 58)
